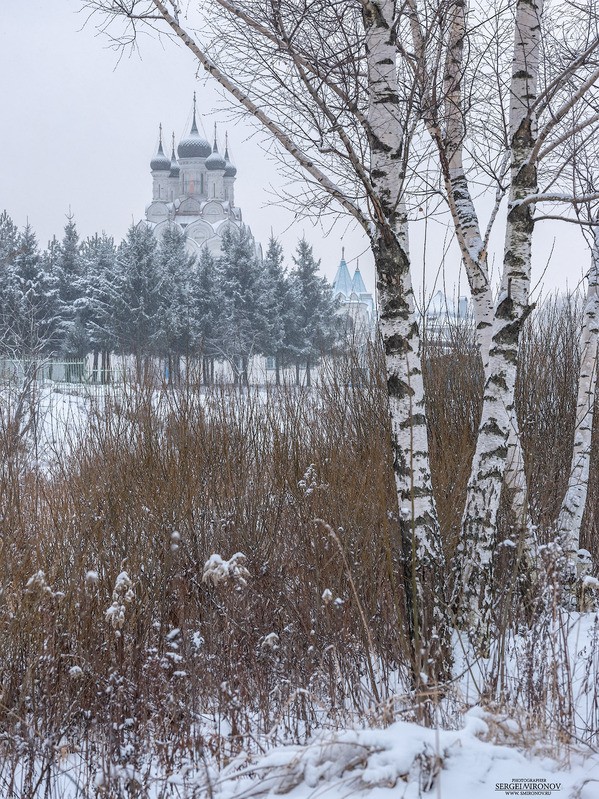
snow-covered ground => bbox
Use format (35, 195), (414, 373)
(205, 711), (599, 798)
(13, 709), (599, 798)
(3, 385), (599, 798)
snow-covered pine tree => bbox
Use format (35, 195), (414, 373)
(0, 211), (20, 346)
(52, 215), (87, 378)
(190, 245), (222, 385)
(112, 223), (162, 381)
(258, 233), (290, 385)
(156, 224), (195, 384)
(288, 238), (338, 387)
(9, 224), (60, 357)
(80, 233), (118, 383)
(216, 225), (265, 385)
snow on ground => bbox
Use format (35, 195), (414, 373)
(4, 384), (599, 797)
(43, 709), (598, 798)
(34, 382), (91, 464)
(207, 710), (599, 798)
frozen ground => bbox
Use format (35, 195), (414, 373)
(206, 711), (599, 798)
(16, 710), (599, 798)
(3, 385), (599, 798)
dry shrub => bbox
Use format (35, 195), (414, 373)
(423, 295), (599, 564)
(0, 347), (412, 784)
(423, 320), (483, 551)
(0, 295), (598, 790)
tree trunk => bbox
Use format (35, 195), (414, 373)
(306, 356), (311, 387)
(92, 350), (99, 384)
(275, 352), (281, 386)
(364, 0), (448, 686)
(458, 0), (543, 646)
(413, 0), (531, 532)
(557, 227), (599, 607)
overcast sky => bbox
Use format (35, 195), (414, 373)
(0, 1), (592, 302)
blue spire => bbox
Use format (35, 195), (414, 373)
(332, 246), (353, 297)
(351, 261), (367, 294)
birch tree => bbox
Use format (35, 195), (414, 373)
(83, 0), (449, 682)
(394, 0), (599, 636)
(407, 0), (530, 529)
(556, 229), (599, 606)
(455, 0), (543, 642)
(454, 0), (599, 637)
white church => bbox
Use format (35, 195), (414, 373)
(146, 97), (375, 337)
(145, 94), (261, 259)
(331, 250), (376, 335)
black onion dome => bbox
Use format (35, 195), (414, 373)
(150, 140), (171, 171)
(177, 113), (211, 159)
(224, 146), (237, 177)
(205, 137), (227, 171)
(169, 142), (180, 177)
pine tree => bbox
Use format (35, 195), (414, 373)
(156, 224), (195, 383)
(259, 233), (290, 385)
(112, 223), (162, 380)
(53, 214), (86, 361)
(9, 224), (60, 356)
(288, 237), (339, 386)
(0, 211), (20, 345)
(80, 233), (118, 382)
(190, 245), (222, 384)
(216, 225), (265, 385)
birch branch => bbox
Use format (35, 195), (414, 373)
(513, 191), (599, 209)
(213, 0), (371, 133)
(529, 66), (599, 164)
(532, 35), (599, 115)
(537, 112), (599, 162)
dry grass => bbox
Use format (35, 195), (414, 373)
(0, 348), (413, 794)
(0, 297), (598, 795)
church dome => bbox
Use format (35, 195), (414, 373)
(224, 145), (237, 177)
(178, 112), (211, 159)
(169, 140), (180, 177)
(205, 148), (227, 171)
(178, 132), (212, 159)
(178, 94), (211, 159)
(150, 140), (171, 172)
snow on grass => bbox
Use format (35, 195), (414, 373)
(207, 709), (599, 798)
(26, 709), (599, 798)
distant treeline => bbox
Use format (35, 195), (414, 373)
(0, 211), (347, 383)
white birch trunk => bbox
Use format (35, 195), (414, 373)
(458, 0), (543, 643)
(417, 0), (530, 527)
(557, 228), (599, 605)
(444, 1), (529, 529)
(364, 0), (448, 681)
(441, 0), (495, 354)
